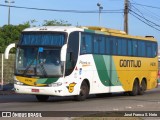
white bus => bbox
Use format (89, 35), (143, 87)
(5, 26), (158, 101)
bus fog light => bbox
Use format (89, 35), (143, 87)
(49, 82), (62, 87)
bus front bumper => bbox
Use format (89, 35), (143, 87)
(14, 84), (65, 96)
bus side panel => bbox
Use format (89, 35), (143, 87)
(148, 58), (158, 89)
(113, 56), (158, 91)
(71, 54), (124, 94)
(91, 55), (124, 93)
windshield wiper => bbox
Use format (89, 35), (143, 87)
(23, 58), (36, 76)
(38, 61), (48, 78)
(23, 47), (48, 77)
(36, 48), (48, 78)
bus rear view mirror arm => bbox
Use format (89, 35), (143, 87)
(4, 43), (16, 59)
(60, 44), (67, 62)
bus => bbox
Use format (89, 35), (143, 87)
(5, 26), (158, 101)
(158, 56), (160, 85)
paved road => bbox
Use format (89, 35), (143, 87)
(0, 86), (160, 111)
(0, 86), (160, 119)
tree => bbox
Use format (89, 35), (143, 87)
(0, 23), (30, 53)
(43, 20), (71, 26)
(0, 19), (72, 53)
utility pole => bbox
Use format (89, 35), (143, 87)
(124, 0), (129, 34)
(5, 0), (15, 25)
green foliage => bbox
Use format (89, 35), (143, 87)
(0, 23), (30, 53)
(43, 20), (71, 26)
(0, 19), (71, 53)
(24, 19), (38, 27)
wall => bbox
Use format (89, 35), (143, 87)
(0, 54), (15, 84)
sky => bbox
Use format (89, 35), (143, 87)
(0, 0), (160, 43)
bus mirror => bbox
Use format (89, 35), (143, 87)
(4, 43), (16, 59)
(61, 44), (67, 61)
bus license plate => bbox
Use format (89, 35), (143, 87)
(31, 89), (39, 93)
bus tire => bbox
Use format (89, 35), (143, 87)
(36, 95), (49, 102)
(129, 80), (139, 96)
(138, 80), (147, 95)
(74, 81), (89, 101)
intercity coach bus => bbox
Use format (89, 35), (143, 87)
(5, 26), (158, 101)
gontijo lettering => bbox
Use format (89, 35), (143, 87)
(120, 59), (141, 67)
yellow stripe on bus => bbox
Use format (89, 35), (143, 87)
(16, 76), (46, 86)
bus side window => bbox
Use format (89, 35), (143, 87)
(128, 40), (132, 56)
(118, 39), (127, 56)
(138, 41), (146, 57)
(93, 36), (99, 54)
(99, 36), (105, 54)
(132, 40), (138, 56)
(146, 42), (152, 57)
(80, 34), (92, 54)
(112, 37), (118, 55)
(152, 42), (157, 57)
(106, 37), (111, 55)
(81, 36), (87, 54)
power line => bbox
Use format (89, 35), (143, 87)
(130, 12), (160, 31)
(130, 4), (160, 27)
(130, 3), (160, 22)
(129, 9), (160, 31)
(130, 4), (145, 19)
(129, 2), (160, 31)
(130, 9), (160, 28)
(131, 2), (160, 10)
(0, 4), (123, 13)
(141, 7), (160, 21)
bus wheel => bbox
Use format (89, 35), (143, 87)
(36, 95), (49, 102)
(74, 81), (89, 101)
(129, 80), (139, 96)
(138, 80), (147, 95)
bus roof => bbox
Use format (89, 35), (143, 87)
(23, 26), (83, 33)
(23, 26), (156, 42)
(83, 26), (157, 42)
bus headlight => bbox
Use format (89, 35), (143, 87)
(49, 82), (62, 87)
(14, 80), (24, 85)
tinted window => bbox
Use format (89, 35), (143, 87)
(80, 34), (92, 54)
(138, 41), (146, 57)
(146, 42), (152, 57)
(152, 42), (157, 57)
(112, 37), (118, 55)
(128, 40), (132, 56)
(118, 39), (127, 55)
(132, 40), (138, 56)
(106, 37), (111, 54)
(21, 33), (65, 46)
(80, 32), (157, 58)
(93, 36), (99, 54)
(66, 32), (79, 75)
(99, 36), (105, 54)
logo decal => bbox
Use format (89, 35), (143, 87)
(79, 60), (91, 67)
(67, 82), (76, 93)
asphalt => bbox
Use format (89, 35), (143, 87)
(0, 83), (14, 95)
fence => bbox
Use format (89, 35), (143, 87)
(0, 53), (15, 86)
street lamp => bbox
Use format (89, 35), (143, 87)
(5, 0), (15, 25)
(97, 3), (103, 26)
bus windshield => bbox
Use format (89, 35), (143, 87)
(15, 32), (66, 77)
